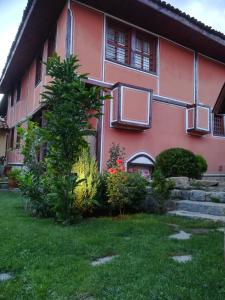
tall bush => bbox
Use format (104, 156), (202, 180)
(17, 55), (109, 223)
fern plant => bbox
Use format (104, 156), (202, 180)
(72, 148), (99, 214)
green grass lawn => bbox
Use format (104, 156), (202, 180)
(1, 191), (225, 300)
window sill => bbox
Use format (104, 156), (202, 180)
(105, 58), (157, 77)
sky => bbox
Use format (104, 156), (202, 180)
(0, 0), (225, 101)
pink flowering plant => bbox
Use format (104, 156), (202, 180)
(106, 159), (129, 215)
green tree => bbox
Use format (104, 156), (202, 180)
(18, 55), (109, 222)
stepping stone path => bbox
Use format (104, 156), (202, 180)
(190, 228), (210, 234)
(169, 230), (191, 240)
(0, 273), (13, 282)
(91, 255), (118, 266)
(172, 255), (192, 263)
(217, 227), (225, 233)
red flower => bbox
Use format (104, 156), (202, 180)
(116, 159), (123, 165)
(108, 168), (117, 174)
(119, 165), (125, 172)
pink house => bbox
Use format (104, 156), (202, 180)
(1, 0), (225, 178)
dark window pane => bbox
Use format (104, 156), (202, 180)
(48, 25), (57, 58)
(16, 81), (21, 102)
(35, 47), (43, 86)
(213, 114), (225, 136)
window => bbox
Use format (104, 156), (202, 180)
(127, 154), (154, 179)
(16, 133), (20, 149)
(106, 22), (130, 64)
(11, 89), (15, 107)
(106, 18), (157, 73)
(16, 81), (21, 102)
(35, 47), (43, 86)
(48, 25), (57, 58)
(9, 128), (15, 149)
(213, 114), (225, 136)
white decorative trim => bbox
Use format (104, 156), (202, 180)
(196, 106), (210, 131)
(186, 107), (195, 130)
(99, 93), (105, 173)
(125, 152), (155, 171)
(105, 60), (159, 78)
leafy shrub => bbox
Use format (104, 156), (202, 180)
(195, 154), (207, 177)
(151, 170), (175, 213)
(106, 160), (149, 215)
(106, 143), (125, 169)
(72, 148), (99, 215)
(125, 173), (148, 211)
(16, 121), (52, 217)
(106, 159), (129, 215)
(155, 147), (199, 178)
(94, 172), (110, 215)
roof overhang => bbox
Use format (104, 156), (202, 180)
(78, 0), (225, 62)
(1, 0), (225, 94)
(0, 0), (66, 93)
(213, 83), (225, 114)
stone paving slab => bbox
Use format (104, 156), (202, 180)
(0, 273), (13, 281)
(172, 255), (192, 263)
(91, 255), (118, 266)
(169, 230), (191, 240)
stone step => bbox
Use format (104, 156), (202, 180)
(168, 210), (225, 222)
(0, 182), (8, 189)
(175, 200), (225, 216)
(171, 189), (225, 203)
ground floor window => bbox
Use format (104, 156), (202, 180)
(127, 154), (154, 179)
(213, 114), (225, 136)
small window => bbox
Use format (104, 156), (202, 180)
(48, 25), (57, 58)
(213, 114), (225, 136)
(16, 81), (21, 102)
(16, 132), (20, 149)
(106, 18), (157, 73)
(35, 47), (43, 86)
(134, 35), (156, 72)
(106, 22), (130, 64)
(127, 154), (154, 179)
(9, 128), (15, 149)
(11, 89), (15, 107)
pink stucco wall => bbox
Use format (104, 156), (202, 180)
(6, 1), (225, 175)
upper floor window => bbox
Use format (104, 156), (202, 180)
(10, 89), (15, 107)
(16, 81), (21, 102)
(35, 47), (43, 86)
(9, 127), (15, 149)
(213, 114), (225, 136)
(48, 25), (57, 58)
(106, 18), (157, 73)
